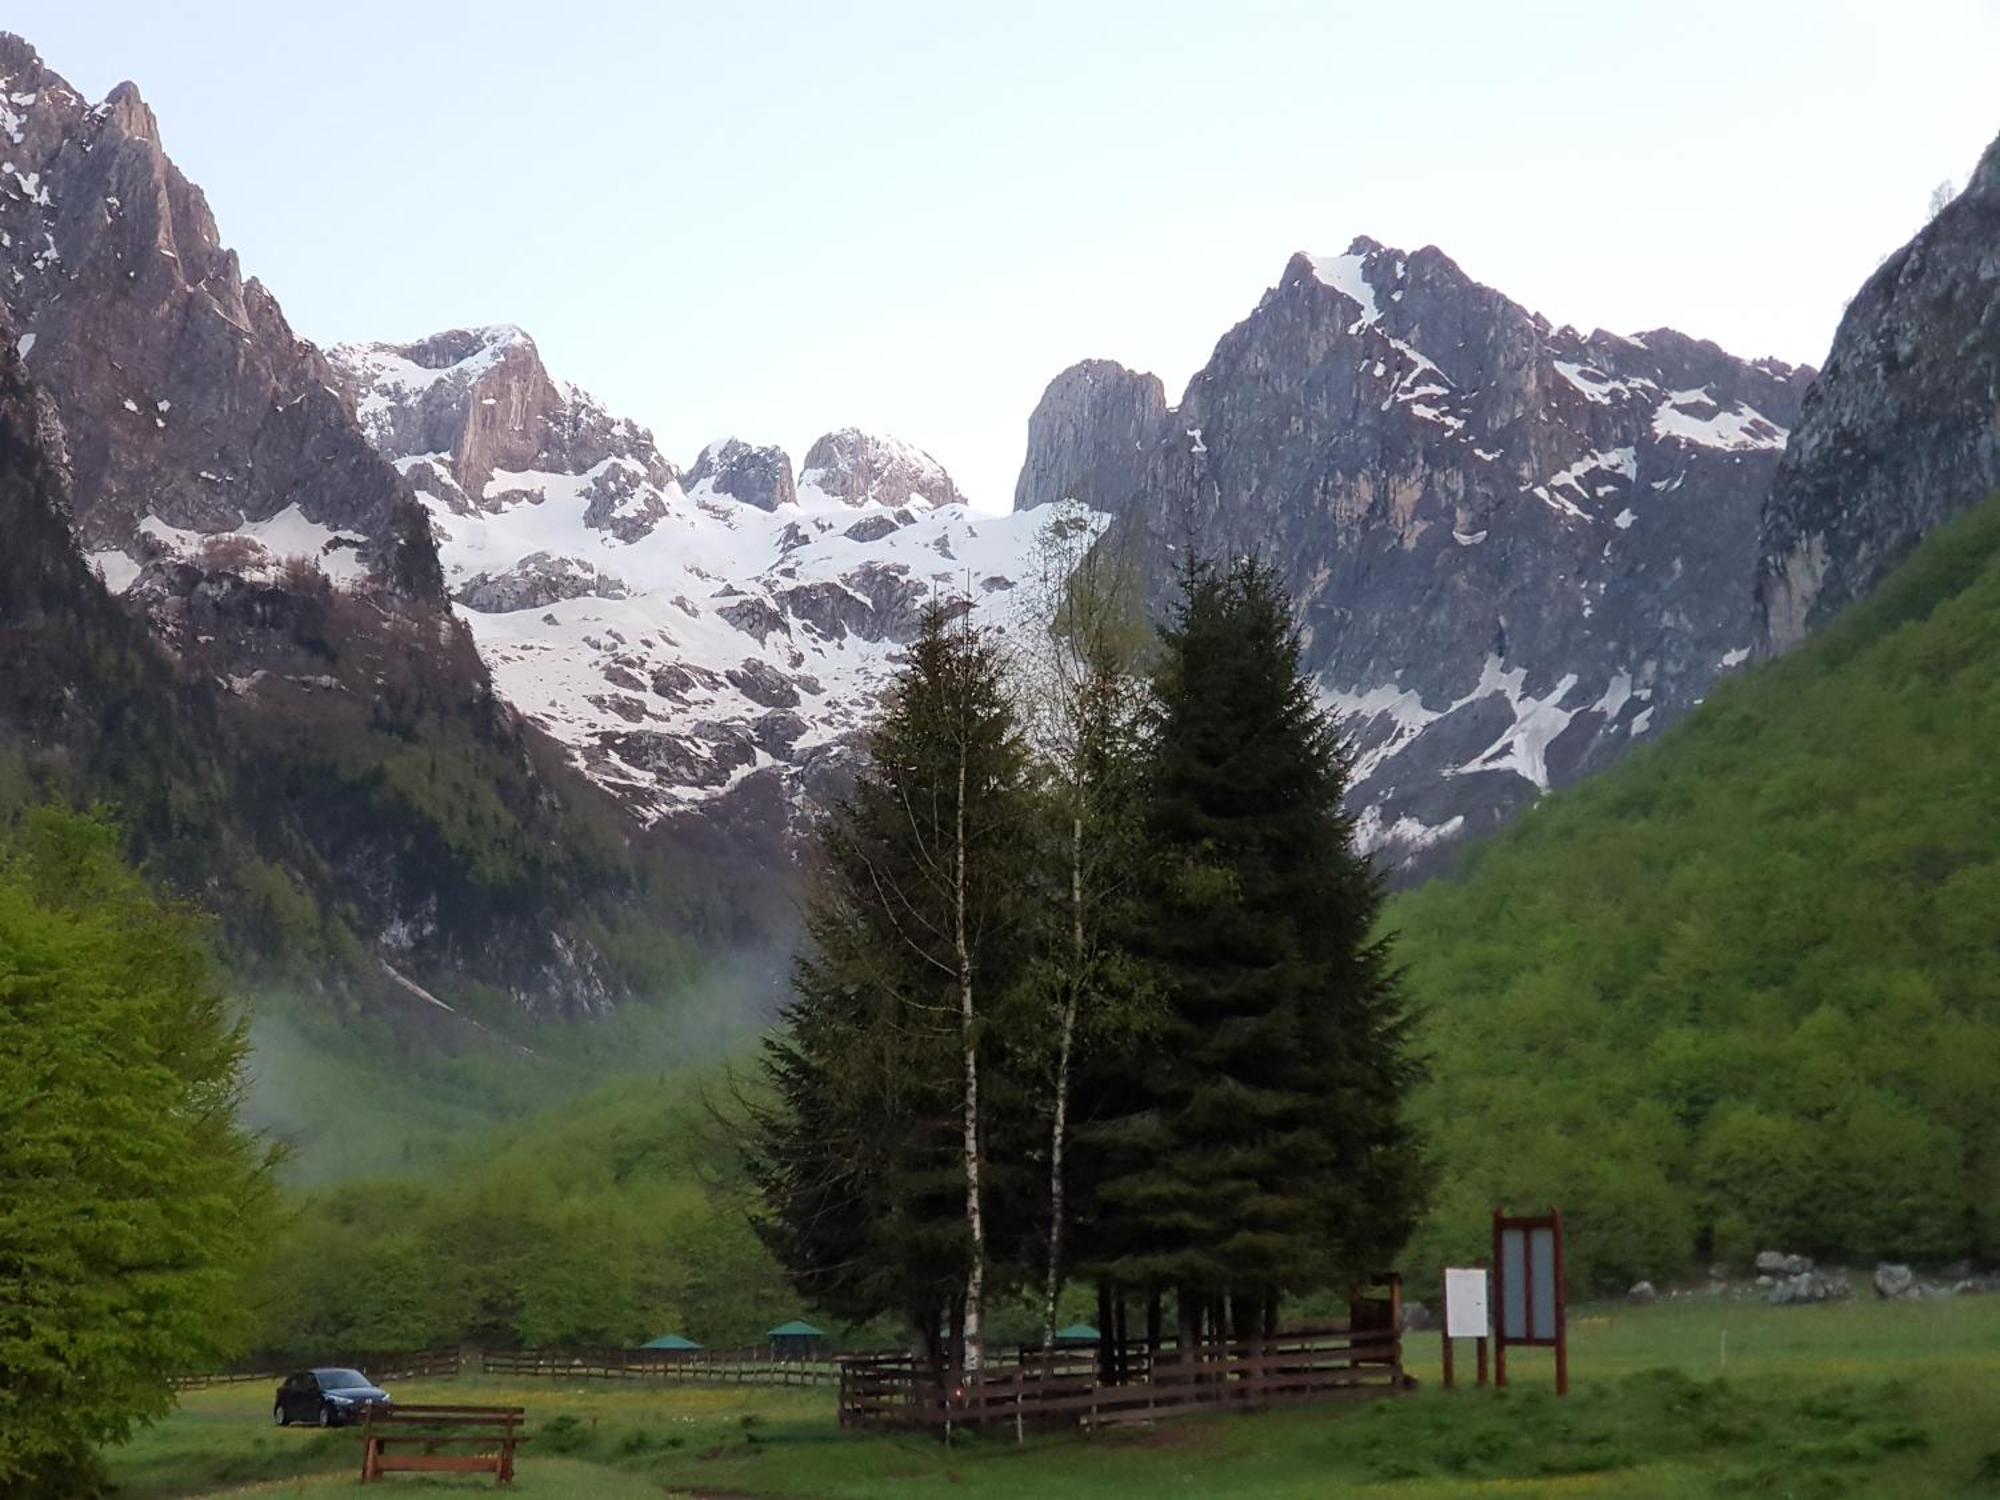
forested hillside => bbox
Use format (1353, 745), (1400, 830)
(1395, 493), (2000, 1289)
(250, 1072), (789, 1356)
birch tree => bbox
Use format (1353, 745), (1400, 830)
(1014, 505), (1154, 1351)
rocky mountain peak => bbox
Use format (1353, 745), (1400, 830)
(685, 437), (797, 511)
(328, 326), (679, 544)
(1014, 359), (1167, 512)
(0, 40), (438, 597)
(1757, 125), (2000, 650)
(1019, 239), (1813, 875)
(798, 427), (968, 510)
(101, 79), (158, 139)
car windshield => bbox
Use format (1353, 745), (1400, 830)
(314, 1369), (371, 1390)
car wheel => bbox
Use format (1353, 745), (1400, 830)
(273, 1402), (289, 1427)
(317, 1403), (333, 1428)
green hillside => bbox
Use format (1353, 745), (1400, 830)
(1393, 494), (2000, 1290)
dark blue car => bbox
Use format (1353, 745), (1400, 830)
(272, 1367), (391, 1427)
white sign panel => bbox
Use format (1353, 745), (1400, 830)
(1445, 1266), (1490, 1339)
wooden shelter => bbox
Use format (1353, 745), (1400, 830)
(766, 1319), (826, 1357)
(638, 1334), (702, 1353)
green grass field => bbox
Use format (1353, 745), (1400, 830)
(107, 1294), (2000, 1499)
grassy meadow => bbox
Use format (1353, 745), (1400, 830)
(107, 1293), (2000, 1499)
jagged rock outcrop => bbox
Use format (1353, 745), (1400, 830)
(685, 437), (797, 511)
(1757, 128), (2000, 650)
(458, 552), (631, 613)
(1014, 359), (1168, 512)
(1019, 239), (1812, 873)
(0, 36), (437, 595)
(799, 427), (967, 509)
(329, 325), (679, 543)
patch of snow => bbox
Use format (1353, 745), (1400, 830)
(1352, 805), (1467, 857)
(1593, 671), (1633, 719)
(1445, 657), (1581, 790)
(1553, 363), (1655, 405)
(1306, 249), (1381, 332)
(1651, 389), (1789, 451)
(89, 550), (141, 593)
(1531, 447), (1636, 522)
(136, 506), (372, 586)
(1316, 679), (1442, 783)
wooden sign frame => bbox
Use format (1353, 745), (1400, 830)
(1492, 1207), (1567, 1395)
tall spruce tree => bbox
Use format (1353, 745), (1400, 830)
(1077, 552), (1428, 1342)
(748, 603), (1037, 1375)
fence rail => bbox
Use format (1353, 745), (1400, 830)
(840, 1326), (1406, 1433)
(481, 1345), (837, 1386)
(171, 1347), (463, 1391)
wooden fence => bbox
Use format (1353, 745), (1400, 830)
(481, 1345), (838, 1387)
(172, 1347), (463, 1391)
(839, 1326), (1406, 1433)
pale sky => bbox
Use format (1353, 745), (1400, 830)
(18, 1), (2000, 509)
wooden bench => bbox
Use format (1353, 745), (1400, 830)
(358, 1403), (528, 1485)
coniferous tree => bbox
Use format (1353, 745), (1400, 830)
(748, 604), (1037, 1375)
(1077, 552), (1428, 1344)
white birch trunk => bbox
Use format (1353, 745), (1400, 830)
(956, 733), (986, 1378)
(1040, 807), (1084, 1351)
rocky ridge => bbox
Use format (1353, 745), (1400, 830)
(1017, 239), (1813, 872)
(0, 35), (436, 597)
(1757, 127), (2000, 649)
(330, 329), (1085, 827)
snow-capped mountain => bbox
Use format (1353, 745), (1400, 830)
(329, 328), (1083, 828)
(1018, 239), (1814, 874)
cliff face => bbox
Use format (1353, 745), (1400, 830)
(1012, 360), (1167, 514)
(1019, 240), (1811, 871)
(685, 438), (797, 512)
(1758, 129), (2000, 650)
(0, 37), (436, 594)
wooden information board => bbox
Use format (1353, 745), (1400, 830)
(1492, 1208), (1567, 1394)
